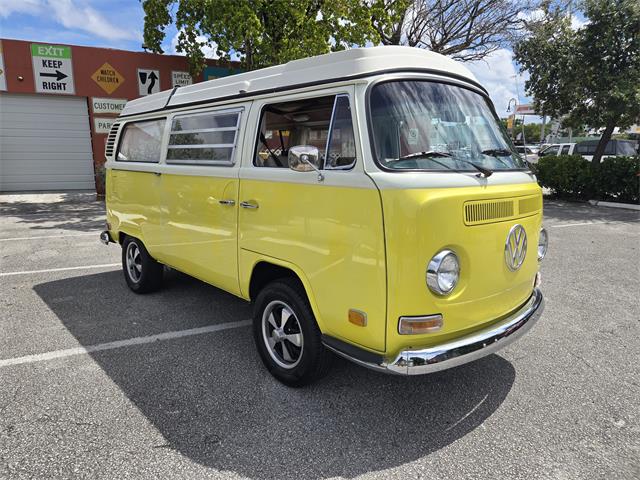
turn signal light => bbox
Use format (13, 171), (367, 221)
(348, 309), (367, 327)
(398, 314), (443, 335)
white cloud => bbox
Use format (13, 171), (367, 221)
(519, 8), (588, 31)
(466, 48), (527, 115)
(47, 0), (139, 41)
(169, 29), (220, 59)
(0, 0), (42, 17)
(0, 0), (140, 41)
(570, 14), (588, 30)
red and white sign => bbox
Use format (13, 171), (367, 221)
(515, 104), (536, 115)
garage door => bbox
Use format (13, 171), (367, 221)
(0, 93), (95, 191)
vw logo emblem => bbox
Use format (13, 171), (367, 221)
(505, 224), (527, 271)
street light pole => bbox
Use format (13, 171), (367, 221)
(511, 74), (527, 147)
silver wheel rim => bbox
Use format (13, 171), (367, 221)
(125, 242), (142, 283)
(262, 300), (304, 369)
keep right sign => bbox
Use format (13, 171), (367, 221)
(31, 43), (75, 94)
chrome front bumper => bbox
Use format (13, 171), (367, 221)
(99, 231), (112, 245)
(325, 288), (544, 375)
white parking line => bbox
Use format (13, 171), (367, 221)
(551, 221), (611, 228)
(0, 210), (104, 218)
(0, 264), (120, 277)
(0, 232), (98, 242)
(0, 320), (252, 368)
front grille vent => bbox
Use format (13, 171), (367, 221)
(104, 122), (121, 159)
(465, 200), (514, 225)
(464, 195), (542, 226)
(519, 196), (542, 215)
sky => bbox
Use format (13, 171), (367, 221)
(0, 0), (546, 118)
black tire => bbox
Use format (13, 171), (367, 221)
(253, 278), (333, 387)
(121, 236), (163, 294)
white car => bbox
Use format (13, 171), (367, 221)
(516, 145), (540, 162)
(539, 140), (638, 160)
(538, 143), (576, 158)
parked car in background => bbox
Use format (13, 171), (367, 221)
(575, 139), (638, 159)
(538, 139), (638, 160)
(516, 145), (539, 163)
(538, 143), (576, 157)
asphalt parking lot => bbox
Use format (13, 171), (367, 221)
(0, 192), (638, 480)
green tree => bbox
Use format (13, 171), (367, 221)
(142, 0), (391, 74)
(514, 0), (640, 166)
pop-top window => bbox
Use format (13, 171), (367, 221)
(117, 119), (165, 163)
(167, 110), (241, 166)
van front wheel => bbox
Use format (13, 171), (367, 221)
(253, 279), (333, 386)
(122, 236), (163, 294)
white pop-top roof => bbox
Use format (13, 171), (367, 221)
(120, 46), (480, 117)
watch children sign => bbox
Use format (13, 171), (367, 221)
(91, 63), (124, 94)
(31, 43), (75, 94)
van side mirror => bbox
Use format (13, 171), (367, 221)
(288, 145), (324, 182)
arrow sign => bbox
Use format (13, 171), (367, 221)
(40, 70), (67, 81)
(137, 68), (160, 96)
(146, 71), (158, 94)
(31, 43), (75, 94)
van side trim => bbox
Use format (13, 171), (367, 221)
(118, 67), (488, 118)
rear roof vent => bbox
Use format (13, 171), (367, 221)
(104, 122), (121, 159)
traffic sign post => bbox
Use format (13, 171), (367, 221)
(31, 43), (75, 94)
(172, 71), (193, 88)
(137, 68), (160, 96)
(91, 63), (124, 95)
(91, 97), (127, 115)
(93, 117), (115, 134)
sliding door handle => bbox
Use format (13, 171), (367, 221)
(218, 199), (236, 206)
(240, 201), (259, 209)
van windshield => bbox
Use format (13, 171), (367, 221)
(369, 80), (526, 171)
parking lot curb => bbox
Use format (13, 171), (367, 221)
(588, 200), (640, 211)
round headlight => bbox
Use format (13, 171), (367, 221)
(426, 250), (460, 295)
(538, 227), (548, 261)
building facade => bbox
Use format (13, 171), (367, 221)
(0, 38), (240, 192)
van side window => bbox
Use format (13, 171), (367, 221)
(325, 95), (356, 169)
(167, 110), (241, 166)
(116, 119), (165, 163)
(255, 94), (356, 169)
(560, 145), (570, 155)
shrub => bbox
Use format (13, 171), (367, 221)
(533, 155), (640, 204)
(594, 156), (640, 204)
(533, 155), (594, 199)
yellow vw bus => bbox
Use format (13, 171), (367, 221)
(101, 46), (547, 386)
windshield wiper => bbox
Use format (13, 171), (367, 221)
(396, 150), (453, 160)
(390, 151), (493, 177)
(389, 151), (454, 170)
(481, 148), (513, 168)
(482, 148), (513, 156)
(465, 161), (493, 177)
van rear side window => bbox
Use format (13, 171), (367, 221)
(167, 110), (241, 166)
(116, 119), (165, 163)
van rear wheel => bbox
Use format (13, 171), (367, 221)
(253, 278), (333, 387)
(122, 236), (163, 294)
